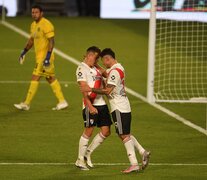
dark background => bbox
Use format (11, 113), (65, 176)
(16, 0), (100, 17)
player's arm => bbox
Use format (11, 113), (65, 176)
(19, 37), (34, 64)
(43, 37), (55, 67)
(92, 84), (115, 95)
(48, 37), (55, 52)
(80, 83), (115, 95)
(25, 37), (34, 50)
(78, 81), (98, 115)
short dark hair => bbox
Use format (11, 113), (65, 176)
(87, 46), (101, 55)
(100, 48), (115, 59)
(32, 4), (43, 12)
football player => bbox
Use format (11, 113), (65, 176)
(14, 4), (68, 110)
(75, 46), (112, 170)
(80, 48), (150, 173)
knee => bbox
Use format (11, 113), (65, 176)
(101, 129), (111, 138)
(83, 128), (93, 138)
(46, 76), (56, 84)
(32, 75), (41, 81)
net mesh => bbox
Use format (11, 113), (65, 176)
(154, 0), (207, 102)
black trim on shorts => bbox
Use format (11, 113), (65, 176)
(111, 110), (131, 135)
(82, 105), (112, 128)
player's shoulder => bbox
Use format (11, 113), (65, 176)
(76, 63), (87, 80)
(41, 18), (54, 27)
(108, 63), (125, 79)
(76, 63), (87, 73)
(109, 64), (123, 74)
(77, 63), (84, 70)
(42, 17), (52, 23)
(115, 63), (125, 71)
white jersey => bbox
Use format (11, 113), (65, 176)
(106, 63), (131, 113)
(76, 62), (106, 108)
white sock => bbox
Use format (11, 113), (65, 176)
(130, 135), (145, 156)
(86, 132), (106, 155)
(123, 138), (138, 166)
(78, 135), (89, 161)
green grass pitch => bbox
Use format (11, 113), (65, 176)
(0, 17), (206, 180)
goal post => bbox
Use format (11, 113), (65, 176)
(147, 0), (207, 103)
(1, 0), (6, 22)
(147, 0), (157, 103)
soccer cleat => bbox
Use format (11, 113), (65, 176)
(122, 165), (140, 174)
(142, 151), (151, 170)
(75, 159), (89, 171)
(52, 100), (68, 110)
(84, 154), (94, 168)
(14, 102), (30, 111)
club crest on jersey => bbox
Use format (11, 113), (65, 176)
(92, 76), (102, 81)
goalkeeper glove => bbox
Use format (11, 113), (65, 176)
(19, 48), (28, 65)
(43, 51), (51, 67)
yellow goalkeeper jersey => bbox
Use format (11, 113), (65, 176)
(30, 17), (55, 62)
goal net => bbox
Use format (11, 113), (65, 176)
(147, 0), (207, 103)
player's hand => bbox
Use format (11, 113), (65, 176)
(43, 59), (50, 67)
(89, 106), (98, 115)
(79, 84), (92, 92)
(19, 48), (28, 65)
(19, 54), (25, 65)
(43, 51), (52, 67)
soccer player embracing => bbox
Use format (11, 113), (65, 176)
(80, 48), (150, 173)
(75, 46), (112, 170)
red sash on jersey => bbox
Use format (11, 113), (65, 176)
(84, 69), (102, 106)
(108, 68), (126, 94)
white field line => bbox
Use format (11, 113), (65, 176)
(0, 80), (76, 84)
(0, 162), (207, 166)
(2, 21), (207, 136)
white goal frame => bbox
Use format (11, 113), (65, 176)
(147, 0), (207, 103)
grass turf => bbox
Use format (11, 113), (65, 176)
(0, 17), (206, 179)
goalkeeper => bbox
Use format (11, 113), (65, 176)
(14, 5), (68, 111)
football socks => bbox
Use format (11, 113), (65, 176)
(130, 135), (145, 156)
(78, 136), (89, 161)
(50, 79), (65, 103)
(24, 80), (39, 105)
(124, 139), (138, 166)
(86, 132), (106, 155)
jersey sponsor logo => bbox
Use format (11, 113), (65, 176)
(108, 67), (126, 96)
(111, 75), (116, 80)
(78, 71), (83, 77)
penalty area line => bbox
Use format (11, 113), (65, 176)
(2, 20), (207, 136)
(0, 162), (207, 166)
